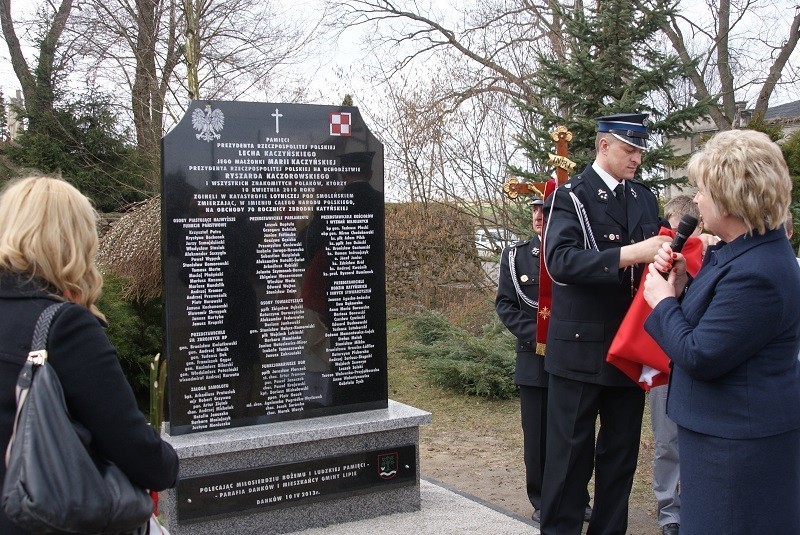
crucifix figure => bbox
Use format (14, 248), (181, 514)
(271, 108), (283, 133)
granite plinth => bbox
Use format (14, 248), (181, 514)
(160, 400), (431, 534)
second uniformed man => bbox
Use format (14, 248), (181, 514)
(496, 197), (591, 525)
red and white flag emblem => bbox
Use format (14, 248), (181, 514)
(330, 112), (352, 136)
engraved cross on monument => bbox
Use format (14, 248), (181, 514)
(272, 108), (282, 133)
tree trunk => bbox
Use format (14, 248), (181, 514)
(130, 0), (182, 193)
(132, 0), (160, 192)
(716, 0), (735, 121)
(0, 0), (73, 133)
(183, 0), (201, 100)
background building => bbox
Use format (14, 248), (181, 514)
(664, 100), (800, 199)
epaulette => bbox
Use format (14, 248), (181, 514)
(559, 174), (585, 191)
(510, 239), (530, 248)
(544, 176), (581, 210)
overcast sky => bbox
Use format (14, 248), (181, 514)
(0, 1), (797, 109)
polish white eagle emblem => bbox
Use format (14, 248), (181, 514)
(192, 105), (224, 142)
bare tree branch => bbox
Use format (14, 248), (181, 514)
(658, 0), (799, 130)
(753, 7), (800, 116)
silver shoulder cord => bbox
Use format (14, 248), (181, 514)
(571, 191), (599, 251)
(509, 247), (539, 309)
(543, 188), (599, 287)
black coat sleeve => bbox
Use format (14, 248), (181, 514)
(48, 304), (179, 491)
(495, 245), (537, 343)
(544, 185), (623, 286)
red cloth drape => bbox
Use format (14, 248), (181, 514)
(535, 178), (559, 354)
(150, 490), (159, 515)
(606, 227), (703, 390)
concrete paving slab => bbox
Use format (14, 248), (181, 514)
(287, 478), (539, 534)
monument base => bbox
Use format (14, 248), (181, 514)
(160, 400), (431, 534)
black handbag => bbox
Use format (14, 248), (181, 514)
(1, 302), (154, 534)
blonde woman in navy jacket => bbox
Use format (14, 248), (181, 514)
(643, 130), (800, 534)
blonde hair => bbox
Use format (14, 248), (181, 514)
(687, 129), (791, 235)
(785, 211), (795, 239)
(0, 176), (105, 320)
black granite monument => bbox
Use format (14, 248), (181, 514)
(162, 101), (387, 436)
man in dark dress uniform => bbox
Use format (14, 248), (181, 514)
(496, 198), (591, 525)
(539, 114), (670, 534)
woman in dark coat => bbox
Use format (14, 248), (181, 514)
(0, 176), (179, 534)
(643, 130), (800, 534)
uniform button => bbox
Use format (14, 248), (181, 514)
(630, 239), (635, 243)
(603, 267), (609, 273)
(575, 333), (580, 339)
(520, 275), (529, 282)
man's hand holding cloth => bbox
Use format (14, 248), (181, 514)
(606, 226), (704, 390)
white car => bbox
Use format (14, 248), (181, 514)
(475, 228), (518, 255)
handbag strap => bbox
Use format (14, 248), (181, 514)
(5, 302), (67, 466)
(28, 302), (68, 363)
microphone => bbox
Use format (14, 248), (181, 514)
(671, 214), (698, 253)
(661, 214), (698, 278)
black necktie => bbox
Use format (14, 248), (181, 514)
(615, 182), (633, 295)
(615, 182), (627, 215)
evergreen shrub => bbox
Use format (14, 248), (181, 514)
(4, 89), (147, 212)
(97, 273), (163, 412)
(401, 310), (517, 399)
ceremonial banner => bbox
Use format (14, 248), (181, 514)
(606, 227), (704, 389)
(535, 127), (574, 354)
